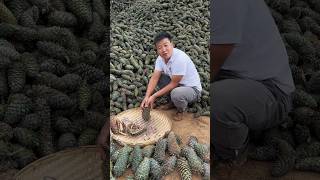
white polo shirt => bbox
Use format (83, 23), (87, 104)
(154, 48), (202, 91)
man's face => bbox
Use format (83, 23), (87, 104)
(156, 38), (174, 61)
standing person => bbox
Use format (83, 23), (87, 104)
(210, 0), (295, 168)
(140, 32), (202, 121)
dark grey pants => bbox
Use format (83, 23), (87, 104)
(158, 74), (201, 112)
(211, 71), (292, 160)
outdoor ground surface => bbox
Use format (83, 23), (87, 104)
(118, 109), (320, 180)
(2, 110), (320, 180)
(117, 109), (210, 180)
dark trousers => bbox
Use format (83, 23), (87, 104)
(211, 70), (292, 160)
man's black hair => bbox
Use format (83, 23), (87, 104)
(154, 32), (172, 45)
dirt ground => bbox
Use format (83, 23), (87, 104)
(0, 169), (18, 180)
(117, 109), (320, 180)
(3, 109), (320, 180)
(215, 160), (320, 180)
(117, 109), (210, 180)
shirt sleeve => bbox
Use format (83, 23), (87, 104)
(171, 56), (187, 76)
(154, 57), (162, 71)
(210, 0), (248, 44)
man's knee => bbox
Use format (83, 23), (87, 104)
(170, 87), (184, 102)
(170, 87), (189, 112)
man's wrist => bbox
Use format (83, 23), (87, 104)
(145, 94), (151, 98)
(152, 93), (158, 98)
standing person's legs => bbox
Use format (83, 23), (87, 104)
(211, 78), (291, 160)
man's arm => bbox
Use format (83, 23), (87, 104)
(96, 117), (109, 147)
(152, 75), (182, 98)
(210, 44), (235, 81)
(96, 117), (109, 160)
(145, 70), (162, 98)
(141, 70), (162, 108)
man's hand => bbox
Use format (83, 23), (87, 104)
(140, 96), (149, 108)
(146, 95), (156, 109)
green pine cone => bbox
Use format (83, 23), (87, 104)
(111, 149), (120, 163)
(22, 52), (39, 78)
(8, 62), (25, 93)
(248, 145), (277, 161)
(142, 145), (154, 158)
(294, 124), (311, 145)
(0, 122), (13, 141)
(11, 143), (36, 169)
(4, 94), (32, 125)
(65, 0), (92, 24)
(293, 89), (318, 109)
(48, 10), (78, 27)
(295, 157), (320, 172)
(135, 157), (151, 180)
(162, 155), (177, 176)
(71, 63), (105, 84)
(271, 138), (296, 177)
(13, 127), (40, 149)
(57, 133), (77, 150)
(39, 59), (67, 76)
(60, 74), (81, 92)
(87, 12), (105, 42)
(187, 136), (198, 148)
(153, 138), (167, 164)
(149, 158), (162, 180)
(19, 6), (39, 28)
(167, 131), (181, 156)
(78, 128), (98, 146)
(177, 157), (192, 180)
(131, 145), (143, 172)
(194, 142), (210, 162)
(203, 162), (210, 180)
(181, 146), (204, 174)
(142, 107), (151, 121)
(37, 99), (54, 156)
(54, 117), (72, 133)
(296, 141), (320, 159)
(113, 145), (133, 177)
(0, 70), (8, 98)
(92, 0), (106, 20)
(0, 3), (17, 24)
(79, 80), (91, 111)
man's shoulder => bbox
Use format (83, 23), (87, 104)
(155, 56), (164, 67)
(174, 48), (187, 55)
(173, 48), (190, 60)
(155, 55), (163, 63)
